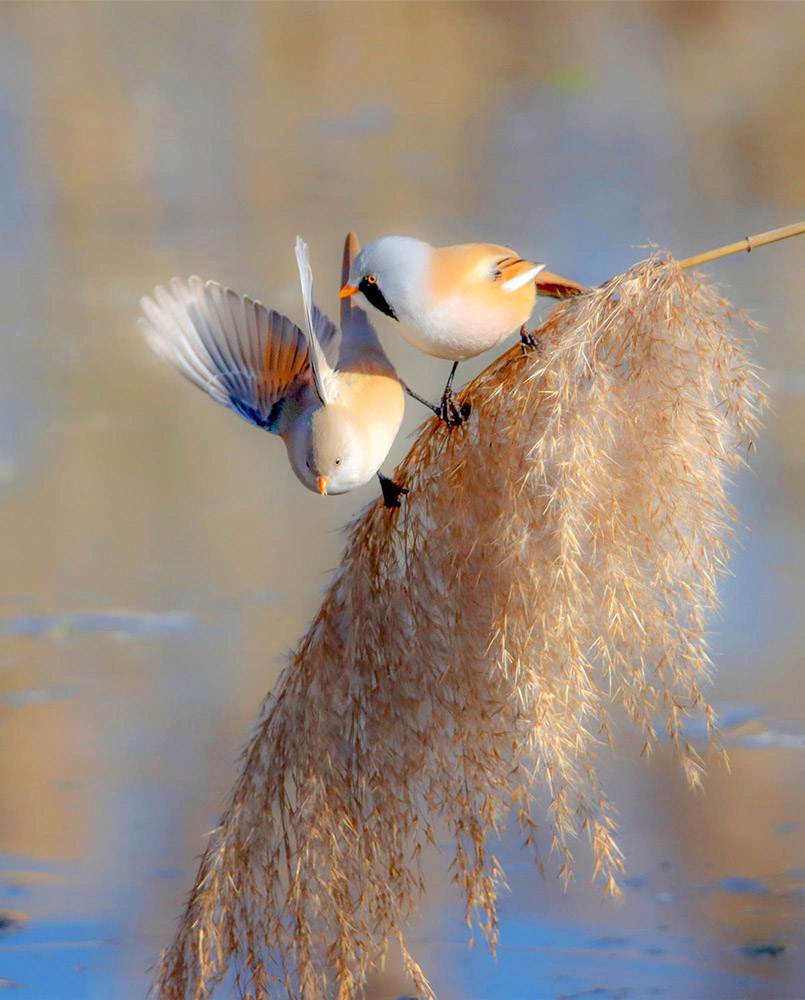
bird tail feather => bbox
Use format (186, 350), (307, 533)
(535, 271), (588, 299)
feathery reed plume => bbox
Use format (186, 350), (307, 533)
(155, 254), (763, 1000)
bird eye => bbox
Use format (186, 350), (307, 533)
(366, 274), (377, 285)
(305, 460), (310, 469)
(334, 458), (342, 466)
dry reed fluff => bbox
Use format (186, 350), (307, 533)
(155, 255), (763, 1000)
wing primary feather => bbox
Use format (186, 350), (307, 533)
(207, 280), (254, 401)
(141, 290), (230, 405)
(182, 278), (245, 399)
(203, 281), (244, 390)
(160, 280), (233, 394)
(226, 288), (254, 378)
(139, 315), (229, 407)
(294, 236), (338, 405)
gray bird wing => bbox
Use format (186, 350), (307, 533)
(294, 236), (341, 405)
(139, 277), (310, 432)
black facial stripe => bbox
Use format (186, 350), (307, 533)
(358, 277), (398, 320)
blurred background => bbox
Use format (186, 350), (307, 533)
(1, 2), (804, 998)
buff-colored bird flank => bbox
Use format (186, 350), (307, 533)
(428, 244), (539, 334)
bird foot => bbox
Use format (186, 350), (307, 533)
(402, 379), (470, 427)
(520, 324), (541, 353)
(437, 389), (471, 427)
(378, 473), (409, 509)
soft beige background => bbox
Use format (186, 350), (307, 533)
(0, 2), (804, 998)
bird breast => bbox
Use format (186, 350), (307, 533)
(338, 370), (405, 457)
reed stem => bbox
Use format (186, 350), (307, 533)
(678, 221), (805, 270)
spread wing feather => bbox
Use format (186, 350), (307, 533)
(140, 277), (310, 431)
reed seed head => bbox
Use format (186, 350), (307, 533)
(154, 254), (764, 1000)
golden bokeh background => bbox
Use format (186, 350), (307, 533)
(0, 2), (803, 997)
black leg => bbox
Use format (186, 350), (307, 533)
(444, 361), (459, 394)
(378, 472), (409, 509)
(403, 378), (470, 427)
(403, 381), (441, 417)
(437, 361), (471, 427)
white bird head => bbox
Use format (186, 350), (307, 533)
(341, 236), (430, 322)
(286, 404), (372, 496)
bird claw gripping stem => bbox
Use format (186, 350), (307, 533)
(520, 325), (542, 353)
(437, 390), (472, 428)
(378, 473), (409, 509)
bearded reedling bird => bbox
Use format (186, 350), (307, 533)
(139, 234), (408, 506)
(339, 236), (586, 424)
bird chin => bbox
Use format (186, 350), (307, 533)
(326, 470), (374, 496)
(321, 479), (355, 496)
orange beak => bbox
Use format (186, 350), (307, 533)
(338, 284), (359, 299)
(317, 476), (329, 496)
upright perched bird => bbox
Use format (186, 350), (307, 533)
(339, 236), (585, 424)
(140, 234), (407, 502)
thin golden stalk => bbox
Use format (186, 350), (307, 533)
(540, 222), (805, 302)
(677, 220), (805, 270)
